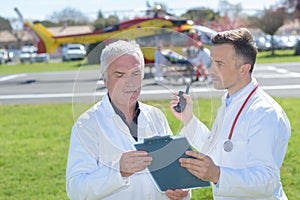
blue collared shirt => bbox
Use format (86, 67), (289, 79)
(225, 83), (251, 107)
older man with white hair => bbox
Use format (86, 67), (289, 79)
(66, 40), (190, 200)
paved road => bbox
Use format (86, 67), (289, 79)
(0, 63), (300, 105)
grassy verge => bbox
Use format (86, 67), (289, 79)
(257, 49), (300, 64)
(1, 49), (300, 75)
(0, 98), (299, 199)
(0, 60), (98, 75)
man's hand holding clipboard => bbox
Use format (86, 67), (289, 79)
(134, 135), (210, 192)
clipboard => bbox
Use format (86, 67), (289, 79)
(134, 135), (210, 192)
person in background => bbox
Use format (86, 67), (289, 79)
(171, 28), (291, 199)
(186, 29), (210, 82)
(189, 40), (211, 82)
(66, 40), (190, 200)
(154, 45), (167, 82)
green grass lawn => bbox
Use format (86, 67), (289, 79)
(1, 98), (299, 199)
(257, 49), (300, 64)
(0, 60), (98, 75)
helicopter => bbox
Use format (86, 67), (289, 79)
(16, 5), (195, 64)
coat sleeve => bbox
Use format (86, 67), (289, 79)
(179, 115), (211, 153)
(66, 124), (129, 200)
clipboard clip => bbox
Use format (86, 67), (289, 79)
(144, 135), (172, 145)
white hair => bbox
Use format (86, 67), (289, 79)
(100, 40), (145, 79)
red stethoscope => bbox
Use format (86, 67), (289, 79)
(223, 84), (259, 152)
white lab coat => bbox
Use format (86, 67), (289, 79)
(180, 79), (291, 200)
(66, 94), (184, 200)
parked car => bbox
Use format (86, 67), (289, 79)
(34, 53), (50, 63)
(0, 49), (9, 64)
(62, 44), (86, 61)
(20, 46), (50, 63)
(255, 36), (271, 51)
(20, 46), (37, 63)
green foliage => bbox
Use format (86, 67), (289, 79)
(0, 16), (12, 31)
(93, 9), (119, 31)
(273, 98), (300, 198)
(0, 98), (299, 199)
(182, 9), (215, 24)
(0, 104), (74, 199)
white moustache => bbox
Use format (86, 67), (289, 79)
(123, 89), (139, 93)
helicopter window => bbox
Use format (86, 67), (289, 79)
(103, 25), (120, 33)
(136, 33), (171, 47)
(136, 31), (190, 48)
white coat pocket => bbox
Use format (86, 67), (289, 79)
(220, 139), (247, 169)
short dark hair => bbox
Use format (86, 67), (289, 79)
(211, 28), (258, 73)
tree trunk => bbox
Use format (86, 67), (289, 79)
(271, 35), (275, 56)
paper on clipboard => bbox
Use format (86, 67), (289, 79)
(134, 135), (210, 192)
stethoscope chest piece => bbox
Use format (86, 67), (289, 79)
(223, 140), (233, 152)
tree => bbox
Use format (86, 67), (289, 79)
(47, 7), (90, 26)
(249, 7), (287, 55)
(0, 16), (12, 31)
(282, 0), (300, 18)
(0, 16), (22, 49)
(93, 10), (119, 31)
(182, 0), (246, 31)
(217, 0), (243, 19)
(181, 8), (215, 25)
(87, 11), (120, 64)
(93, 11), (106, 31)
(105, 15), (119, 27)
